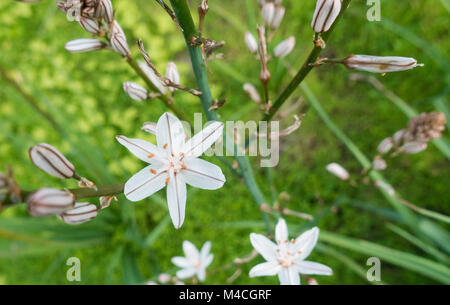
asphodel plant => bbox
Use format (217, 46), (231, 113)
(2, 0), (447, 285)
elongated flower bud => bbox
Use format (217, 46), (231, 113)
(27, 188), (75, 217)
(243, 83), (261, 103)
(244, 32), (258, 53)
(377, 137), (393, 154)
(274, 36), (295, 58)
(311, 0), (342, 33)
(65, 38), (106, 53)
(372, 157), (387, 170)
(58, 202), (98, 225)
(400, 142), (427, 154)
(344, 55), (424, 73)
(123, 82), (148, 101)
(271, 5), (285, 29)
(139, 61), (167, 94)
(261, 2), (275, 26)
(78, 17), (100, 34)
(97, 0), (114, 24)
(141, 122), (157, 134)
(29, 143), (75, 179)
(326, 162), (349, 180)
(166, 62), (180, 92)
(110, 21), (130, 57)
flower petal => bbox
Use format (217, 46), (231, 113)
(156, 112), (186, 157)
(201, 254), (214, 269)
(200, 241), (212, 260)
(278, 267), (300, 285)
(183, 240), (200, 262)
(181, 158), (225, 190)
(176, 267), (196, 280)
(293, 227), (319, 260)
(249, 261), (282, 277)
(124, 165), (168, 202)
(167, 173), (187, 229)
(250, 233), (278, 262)
(183, 121), (223, 158)
(196, 268), (206, 282)
(275, 218), (289, 243)
(171, 256), (191, 268)
(295, 261), (333, 276)
(116, 135), (162, 164)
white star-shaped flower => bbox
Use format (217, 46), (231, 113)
(116, 112), (226, 229)
(249, 218), (332, 285)
(172, 240), (213, 282)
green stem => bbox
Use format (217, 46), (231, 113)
(169, 0), (270, 229)
(264, 0), (352, 122)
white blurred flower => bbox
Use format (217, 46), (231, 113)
(244, 32), (258, 53)
(116, 112), (226, 229)
(249, 219), (332, 285)
(172, 241), (213, 282)
(243, 83), (261, 103)
(344, 55), (424, 74)
(271, 5), (285, 29)
(377, 137), (393, 154)
(274, 36), (295, 58)
(325, 162), (349, 180)
(400, 142), (427, 154)
(261, 2), (275, 26)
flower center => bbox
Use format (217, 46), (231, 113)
(276, 239), (302, 268)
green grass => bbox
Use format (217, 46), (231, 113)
(0, 0), (448, 285)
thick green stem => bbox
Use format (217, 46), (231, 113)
(264, 0), (352, 122)
(169, 0), (270, 228)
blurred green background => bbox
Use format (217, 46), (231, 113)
(0, 0), (449, 284)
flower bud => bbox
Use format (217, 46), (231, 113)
(57, 202), (98, 225)
(243, 83), (261, 103)
(56, 1), (67, 13)
(377, 137), (393, 154)
(65, 38), (106, 53)
(141, 122), (157, 134)
(271, 5), (285, 29)
(400, 142), (427, 154)
(343, 55), (424, 74)
(274, 36), (295, 58)
(261, 2), (275, 26)
(110, 21), (130, 57)
(158, 273), (171, 284)
(97, 0), (114, 24)
(311, 0), (342, 33)
(123, 82), (148, 101)
(139, 61), (167, 94)
(27, 188), (75, 217)
(244, 32), (258, 53)
(165, 62), (180, 92)
(78, 17), (100, 34)
(29, 143), (75, 179)
(326, 162), (349, 180)
(392, 129), (406, 144)
(372, 157), (387, 170)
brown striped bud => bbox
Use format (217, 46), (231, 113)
(27, 188), (76, 217)
(78, 17), (100, 34)
(343, 55), (423, 74)
(261, 2), (275, 26)
(141, 122), (157, 134)
(29, 143), (75, 179)
(123, 82), (148, 101)
(65, 38), (106, 53)
(97, 0), (114, 24)
(110, 21), (130, 57)
(311, 0), (342, 33)
(58, 202), (98, 225)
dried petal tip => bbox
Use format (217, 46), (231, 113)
(165, 62), (180, 92)
(274, 36), (295, 58)
(27, 188), (75, 217)
(243, 83), (261, 103)
(326, 162), (349, 180)
(29, 143), (75, 179)
(58, 202), (98, 225)
(244, 32), (258, 53)
(312, 0), (342, 33)
(65, 39), (106, 53)
(344, 55), (423, 74)
(123, 82), (148, 101)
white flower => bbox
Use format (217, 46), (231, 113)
(244, 32), (258, 53)
(273, 36), (295, 58)
(325, 162), (349, 180)
(344, 55), (424, 73)
(172, 240), (213, 282)
(117, 112), (226, 229)
(249, 219), (332, 285)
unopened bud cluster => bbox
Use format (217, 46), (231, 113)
(59, 0), (131, 56)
